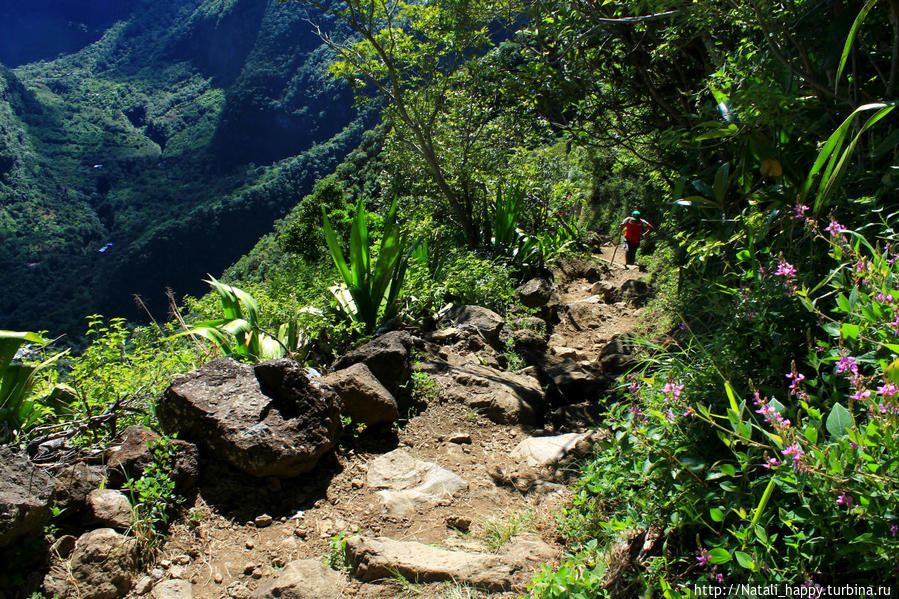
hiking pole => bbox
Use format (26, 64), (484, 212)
(610, 233), (621, 267)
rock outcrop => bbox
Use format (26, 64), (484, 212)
(345, 536), (516, 590)
(44, 528), (138, 599)
(322, 363), (399, 426)
(106, 426), (199, 493)
(420, 360), (545, 425)
(437, 305), (505, 345)
(333, 331), (414, 402)
(158, 358), (341, 478)
(0, 446), (54, 547)
(252, 559), (345, 599)
(366, 449), (467, 517)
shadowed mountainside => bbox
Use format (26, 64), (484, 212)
(0, 0), (362, 339)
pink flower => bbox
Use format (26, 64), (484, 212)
(794, 204), (809, 218)
(781, 443), (805, 467)
(892, 524), (898, 537)
(836, 493), (854, 508)
(825, 220), (845, 236)
(836, 356), (858, 375)
(774, 260), (797, 278)
(696, 548), (710, 566)
(851, 389), (871, 401)
(662, 381), (684, 402)
(877, 384), (899, 398)
(763, 457), (780, 469)
(786, 370), (806, 395)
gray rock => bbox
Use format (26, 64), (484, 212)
(366, 449), (467, 517)
(438, 305), (504, 344)
(106, 426), (199, 492)
(134, 576), (154, 595)
(539, 355), (607, 401)
(322, 363), (399, 426)
(510, 433), (596, 469)
(516, 279), (561, 309)
(151, 579), (193, 599)
(87, 489), (132, 530)
(565, 296), (614, 329)
(345, 536), (516, 590)
(589, 281), (619, 303)
(421, 362), (544, 425)
(44, 528), (138, 599)
(251, 559), (345, 599)
(0, 446), (54, 547)
(621, 279), (652, 306)
(332, 331), (414, 401)
(158, 358), (341, 478)
(51, 462), (105, 517)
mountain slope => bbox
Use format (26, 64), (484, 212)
(0, 0), (361, 338)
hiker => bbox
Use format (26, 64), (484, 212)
(618, 210), (654, 268)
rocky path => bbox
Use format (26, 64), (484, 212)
(26, 244), (651, 599)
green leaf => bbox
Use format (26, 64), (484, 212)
(725, 381), (739, 413)
(826, 403), (855, 438)
(707, 548), (731, 564)
(835, 0), (879, 92)
(735, 550), (756, 570)
(841, 323), (860, 340)
(884, 358), (899, 384)
(750, 478), (776, 533)
(710, 508), (725, 522)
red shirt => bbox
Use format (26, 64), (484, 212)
(622, 217), (652, 243)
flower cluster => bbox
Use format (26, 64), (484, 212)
(753, 392), (791, 431)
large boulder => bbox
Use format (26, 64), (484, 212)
(419, 361), (544, 425)
(366, 449), (467, 517)
(252, 559), (345, 599)
(0, 446), (54, 547)
(538, 355), (608, 402)
(332, 331), (414, 401)
(105, 426), (199, 492)
(44, 528), (138, 599)
(437, 305), (504, 345)
(322, 363), (399, 426)
(345, 536), (517, 591)
(516, 278), (561, 310)
(621, 279), (652, 306)
(51, 462), (105, 519)
(510, 432), (596, 469)
(158, 358), (341, 478)
(87, 489), (132, 530)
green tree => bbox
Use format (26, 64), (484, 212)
(307, 0), (526, 245)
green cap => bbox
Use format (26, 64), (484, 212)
(631, 210), (640, 217)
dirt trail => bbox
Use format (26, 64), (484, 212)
(143, 244), (650, 599)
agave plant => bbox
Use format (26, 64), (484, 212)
(0, 330), (67, 442)
(322, 197), (409, 333)
(178, 277), (309, 362)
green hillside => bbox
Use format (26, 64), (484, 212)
(0, 0), (360, 338)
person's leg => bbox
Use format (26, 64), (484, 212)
(624, 241), (638, 266)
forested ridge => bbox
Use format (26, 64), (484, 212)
(3, 0), (899, 596)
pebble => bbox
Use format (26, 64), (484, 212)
(150, 568), (165, 580)
(245, 539), (255, 549)
(251, 567), (263, 579)
(448, 432), (472, 444)
(445, 515), (472, 532)
(169, 565), (186, 580)
(350, 478), (364, 489)
(294, 528), (307, 539)
(134, 576), (154, 595)
(158, 559), (172, 569)
(254, 514), (273, 528)
(174, 554), (191, 565)
(227, 583), (251, 599)
(213, 571), (223, 584)
(244, 563), (256, 575)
